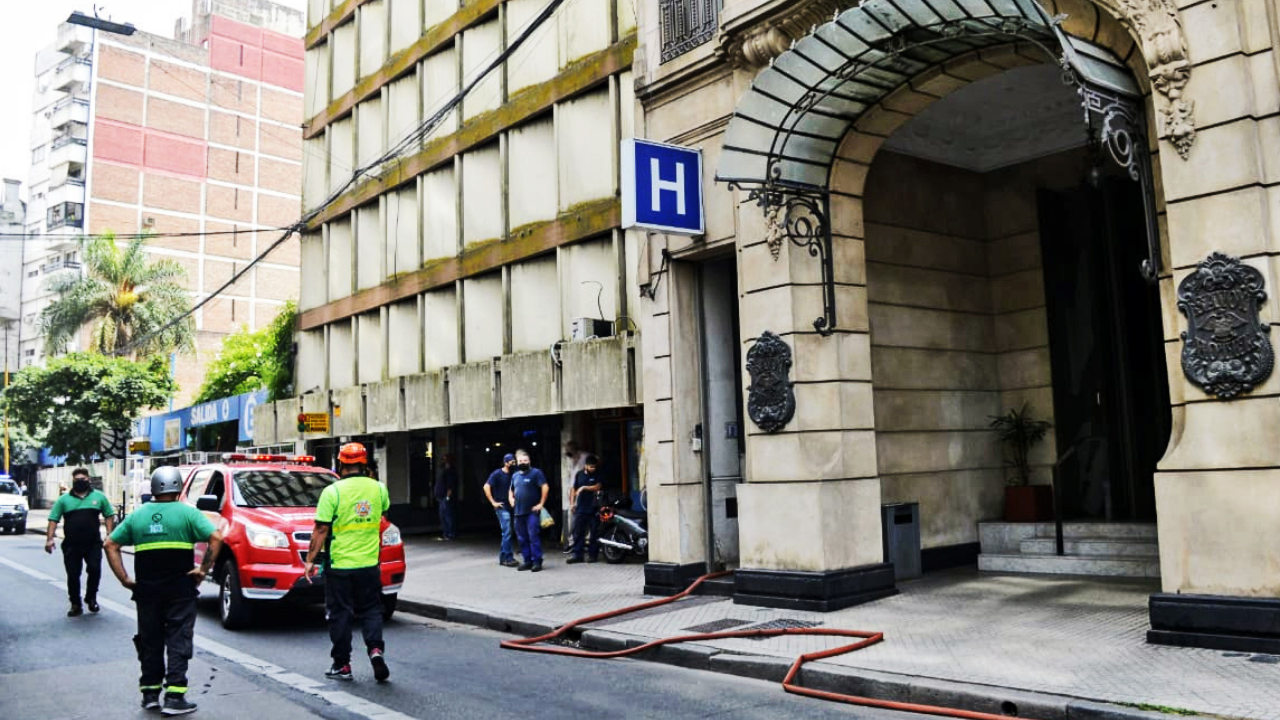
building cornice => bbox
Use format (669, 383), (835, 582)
(306, 34), (636, 230)
(304, 0), (502, 139)
(298, 198), (620, 330)
(716, 0), (858, 69)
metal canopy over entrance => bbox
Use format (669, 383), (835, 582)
(716, 0), (1159, 335)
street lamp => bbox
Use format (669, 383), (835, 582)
(65, 10), (136, 36)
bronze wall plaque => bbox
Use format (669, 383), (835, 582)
(1177, 252), (1273, 399)
(746, 331), (795, 433)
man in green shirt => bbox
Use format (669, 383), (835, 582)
(105, 466), (224, 716)
(45, 467), (116, 616)
(304, 442), (391, 683)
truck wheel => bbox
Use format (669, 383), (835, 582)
(601, 527), (627, 564)
(219, 566), (254, 630)
(382, 593), (397, 622)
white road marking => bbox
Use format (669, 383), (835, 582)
(0, 553), (415, 720)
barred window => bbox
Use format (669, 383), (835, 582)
(659, 0), (721, 64)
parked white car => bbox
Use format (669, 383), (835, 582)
(0, 479), (28, 534)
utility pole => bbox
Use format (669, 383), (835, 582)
(4, 320), (10, 475)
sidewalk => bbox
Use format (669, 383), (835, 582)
(394, 536), (1278, 720)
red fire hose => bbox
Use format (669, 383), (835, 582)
(500, 572), (1040, 720)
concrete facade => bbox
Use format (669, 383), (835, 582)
(22, 0), (304, 408)
(633, 0), (1280, 645)
(277, 0), (643, 530)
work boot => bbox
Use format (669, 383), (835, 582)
(517, 563), (533, 571)
(566, 556), (584, 564)
(67, 603), (83, 617)
(587, 557), (599, 564)
(325, 663), (353, 681)
(531, 562), (543, 573)
(140, 690), (161, 710)
(369, 648), (390, 683)
(160, 693), (197, 716)
(86, 598), (100, 613)
(500, 559), (520, 567)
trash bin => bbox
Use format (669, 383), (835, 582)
(881, 502), (921, 580)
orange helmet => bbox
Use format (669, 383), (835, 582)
(338, 442), (368, 465)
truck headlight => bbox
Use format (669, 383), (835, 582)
(245, 524), (289, 549)
(381, 524), (402, 546)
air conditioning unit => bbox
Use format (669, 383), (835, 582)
(570, 317), (613, 341)
(183, 451), (207, 465)
(142, 216), (156, 228)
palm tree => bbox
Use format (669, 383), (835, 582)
(40, 233), (195, 359)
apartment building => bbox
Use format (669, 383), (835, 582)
(23, 0), (305, 406)
(253, 0), (642, 533)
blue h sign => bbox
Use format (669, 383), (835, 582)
(621, 139), (704, 235)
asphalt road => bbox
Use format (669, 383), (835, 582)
(0, 532), (932, 720)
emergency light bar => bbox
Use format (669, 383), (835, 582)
(220, 453), (316, 464)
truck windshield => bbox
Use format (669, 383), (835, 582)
(0, 481), (17, 495)
(232, 470), (336, 507)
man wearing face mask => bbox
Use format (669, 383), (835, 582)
(507, 449), (549, 572)
(46, 468), (116, 616)
(483, 454), (519, 567)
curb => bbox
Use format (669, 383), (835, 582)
(394, 599), (1217, 720)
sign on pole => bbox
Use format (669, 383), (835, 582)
(621, 139), (704, 235)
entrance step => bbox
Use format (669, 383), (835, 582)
(977, 522), (1159, 579)
(1019, 538), (1160, 557)
(978, 553), (1161, 578)
(696, 576), (735, 597)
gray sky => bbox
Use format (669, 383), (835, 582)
(0, 0), (307, 200)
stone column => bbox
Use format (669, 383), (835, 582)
(1147, 5), (1280, 652)
(729, 159), (896, 610)
(642, 246), (711, 594)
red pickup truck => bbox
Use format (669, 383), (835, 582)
(179, 454), (407, 629)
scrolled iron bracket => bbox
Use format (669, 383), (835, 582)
(1066, 66), (1163, 284)
(738, 181), (837, 336)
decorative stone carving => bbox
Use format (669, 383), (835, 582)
(1107, 0), (1196, 158)
(719, 0), (858, 69)
(1177, 253), (1273, 399)
(745, 331), (796, 433)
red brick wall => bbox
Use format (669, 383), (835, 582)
(90, 162), (140, 204)
(142, 173), (203, 213)
(204, 221), (255, 259)
(258, 157), (298, 194)
(205, 185), (253, 222)
(98, 45), (146, 85)
(206, 147), (256, 185)
(146, 98), (205, 140)
(143, 134), (207, 178)
(209, 111), (256, 150)
(93, 121), (144, 165)
(96, 85), (145, 125)
(87, 201), (138, 235)
(148, 59), (208, 102)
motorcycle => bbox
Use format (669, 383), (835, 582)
(596, 495), (648, 564)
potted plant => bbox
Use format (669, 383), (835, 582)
(989, 403), (1053, 522)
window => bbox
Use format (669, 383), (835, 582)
(26, 270), (37, 278)
(45, 201), (83, 230)
(31, 145), (45, 164)
(659, 0), (722, 63)
(23, 349), (34, 357)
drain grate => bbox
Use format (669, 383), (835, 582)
(532, 590), (576, 599)
(681, 618), (752, 633)
(742, 618), (821, 640)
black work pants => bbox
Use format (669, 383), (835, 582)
(324, 566), (384, 665)
(134, 596), (197, 695)
(62, 542), (102, 604)
(570, 510), (600, 560)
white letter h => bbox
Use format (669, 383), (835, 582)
(650, 158), (686, 216)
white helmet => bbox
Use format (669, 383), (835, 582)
(150, 466), (185, 496)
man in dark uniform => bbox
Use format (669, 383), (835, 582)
(304, 442), (392, 683)
(566, 455), (602, 564)
(45, 467), (116, 616)
(105, 466), (224, 716)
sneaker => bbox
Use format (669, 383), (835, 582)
(67, 604), (83, 617)
(517, 563), (533, 571)
(566, 556), (584, 564)
(325, 663), (353, 681)
(531, 562), (543, 573)
(369, 649), (390, 683)
(561, 546), (573, 554)
(86, 599), (100, 613)
(500, 559), (519, 567)
(161, 694), (197, 716)
(140, 690), (161, 710)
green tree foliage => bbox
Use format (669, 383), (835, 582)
(3, 353), (175, 463)
(40, 232), (195, 358)
(192, 301), (296, 404)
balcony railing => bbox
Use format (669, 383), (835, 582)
(41, 260), (83, 274)
(49, 97), (89, 130)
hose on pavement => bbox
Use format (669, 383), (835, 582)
(500, 571), (1039, 720)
